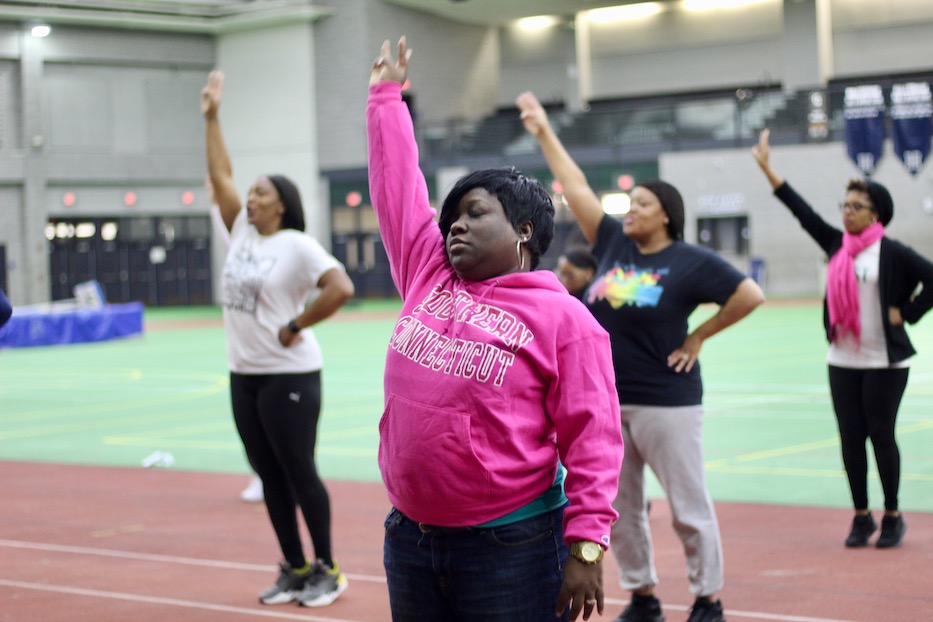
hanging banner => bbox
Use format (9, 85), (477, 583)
(843, 85), (885, 175)
(890, 82), (933, 176)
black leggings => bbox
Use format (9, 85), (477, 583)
(827, 365), (909, 512)
(230, 371), (333, 568)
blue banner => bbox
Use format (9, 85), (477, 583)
(890, 82), (933, 176)
(844, 85), (885, 175)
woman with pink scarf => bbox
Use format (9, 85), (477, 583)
(753, 129), (933, 549)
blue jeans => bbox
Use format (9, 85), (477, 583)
(383, 506), (569, 622)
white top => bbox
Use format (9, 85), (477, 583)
(222, 209), (341, 374)
(827, 240), (909, 369)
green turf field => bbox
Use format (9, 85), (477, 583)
(1, 299), (931, 512)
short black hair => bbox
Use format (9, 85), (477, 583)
(438, 168), (555, 269)
(267, 175), (306, 232)
(562, 246), (597, 272)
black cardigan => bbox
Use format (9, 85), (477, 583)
(774, 182), (933, 364)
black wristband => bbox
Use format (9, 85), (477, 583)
(287, 319), (301, 334)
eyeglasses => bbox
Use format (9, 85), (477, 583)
(839, 202), (873, 213)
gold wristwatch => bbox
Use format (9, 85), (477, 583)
(569, 541), (604, 564)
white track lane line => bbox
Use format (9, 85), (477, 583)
(2, 539), (860, 622)
(0, 538), (385, 583)
(603, 598), (860, 622)
(0, 578), (364, 622)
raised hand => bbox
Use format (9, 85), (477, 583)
(516, 91), (550, 138)
(201, 69), (224, 120)
(751, 128), (784, 188)
(371, 37), (411, 86)
(752, 128), (770, 168)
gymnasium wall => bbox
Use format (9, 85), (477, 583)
(1, 0), (933, 304)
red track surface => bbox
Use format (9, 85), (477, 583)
(2, 461), (930, 621)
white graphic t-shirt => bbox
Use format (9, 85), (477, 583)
(222, 210), (341, 374)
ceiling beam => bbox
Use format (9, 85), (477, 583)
(0, 1), (335, 34)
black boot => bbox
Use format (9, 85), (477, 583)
(844, 513), (877, 548)
(875, 514), (906, 548)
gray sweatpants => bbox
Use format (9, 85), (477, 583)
(610, 404), (724, 597)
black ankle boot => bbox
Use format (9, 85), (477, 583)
(875, 514), (906, 548)
(844, 513), (877, 547)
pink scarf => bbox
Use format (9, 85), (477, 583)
(825, 221), (884, 342)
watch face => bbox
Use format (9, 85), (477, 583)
(581, 541), (601, 561)
(570, 541), (603, 563)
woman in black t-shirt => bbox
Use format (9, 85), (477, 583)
(519, 91), (764, 622)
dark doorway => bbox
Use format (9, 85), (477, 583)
(47, 215), (213, 306)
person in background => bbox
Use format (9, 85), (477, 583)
(557, 245), (597, 299)
(0, 287), (11, 329)
(239, 471), (264, 503)
(201, 69), (355, 607)
(752, 128), (933, 549)
(368, 37), (623, 622)
(519, 90), (764, 622)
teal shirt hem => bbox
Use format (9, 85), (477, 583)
(477, 465), (568, 528)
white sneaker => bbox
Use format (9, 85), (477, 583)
(240, 475), (264, 503)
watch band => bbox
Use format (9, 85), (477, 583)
(287, 319), (301, 333)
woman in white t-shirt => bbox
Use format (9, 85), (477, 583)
(754, 129), (933, 550)
(202, 70), (355, 607)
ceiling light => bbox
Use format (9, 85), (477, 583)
(30, 23), (51, 38)
(602, 193), (631, 215)
(516, 15), (560, 31)
(682, 0), (768, 11)
(587, 3), (662, 23)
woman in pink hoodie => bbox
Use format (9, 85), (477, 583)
(368, 38), (624, 622)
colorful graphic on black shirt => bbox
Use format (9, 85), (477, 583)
(587, 265), (665, 308)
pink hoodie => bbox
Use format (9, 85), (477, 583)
(367, 81), (622, 546)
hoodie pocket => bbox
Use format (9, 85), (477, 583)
(378, 393), (491, 519)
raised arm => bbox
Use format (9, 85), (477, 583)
(367, 38), (443, 298)
(517, 91), (603, 245)
(751, 129), (785, 190)
(201, 70), (241, 232)
(752, 128), (841, 254)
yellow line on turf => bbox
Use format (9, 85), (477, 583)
(733, 438), (840, 462)
(0, 375), (229, 425)
(709, 419), (933, 466)
(102, 437), (243, 450)
(0, 406), (226, 441)
(99, 435), (377, 457)
(706, 464), (933, 482)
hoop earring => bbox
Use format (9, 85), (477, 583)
(516, 238), (525, 271)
